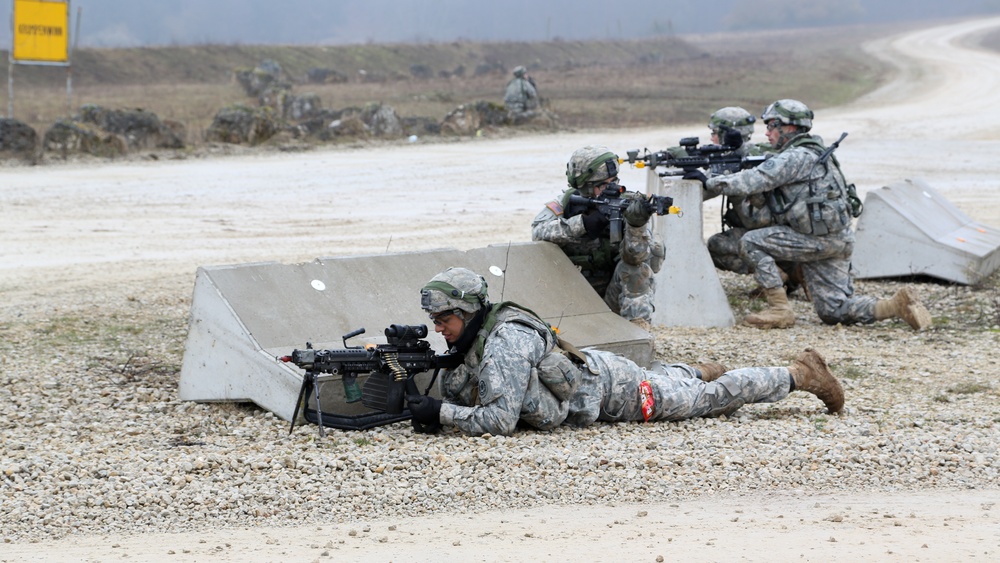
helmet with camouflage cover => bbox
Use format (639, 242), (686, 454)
(566, 145), (619, 189)
(709, 106), (756, 141)
(513, 65), (527, 78)
(420, 267), (490, 316)
(761, 99), (813, 130)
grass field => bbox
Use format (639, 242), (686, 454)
(0, 23), (905, 148)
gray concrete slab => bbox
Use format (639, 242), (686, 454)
(649, 173), (735, 327)
(853, 178), (1000, 285)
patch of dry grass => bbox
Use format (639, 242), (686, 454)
(1, 25), (894, 148)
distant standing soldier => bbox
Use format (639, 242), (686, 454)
(532, 146), (664, 328)
(504, 65), (540, 116)
(685, 99), (932, 330)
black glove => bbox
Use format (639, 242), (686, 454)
(581, 210), (610, 239)
(682, 169), (708, 188)
(624, 198), (653, 227)
(722, 128), (743, 150)
(407, 394), (442, 426)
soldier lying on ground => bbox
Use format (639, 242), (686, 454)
(405, 267), (845, 437)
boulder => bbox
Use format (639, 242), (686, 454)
(361, 103), (403, 137)
(205, 105), (280, 146)
(77, 105), (184, 150)
(0, 118), (38, 156)
(440, 101), (509, 136)
(42, 120), (128, 158)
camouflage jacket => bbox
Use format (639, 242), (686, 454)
(503, 77), (539, 111)
(438, 304), (581, 436)
(705, 134), (852, 236)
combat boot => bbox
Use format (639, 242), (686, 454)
(744, 287), (796, 329)
(692, 362), (728, 382)
(788, 348), (844, 414)
(874, 287), (931, 330)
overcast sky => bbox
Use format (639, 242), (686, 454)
(3, 0), (1000, 48)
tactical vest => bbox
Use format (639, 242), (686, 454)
(766, 135), (852, 236)
(472, 302), (583, 407)
(558, 188), (618, 278)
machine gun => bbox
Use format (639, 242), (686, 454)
(279, 324), (463, 435)
(566, 183), (681, 243)
(622, 136), (768, 177)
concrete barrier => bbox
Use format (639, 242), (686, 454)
(853, 178), (1000, 285)
(178, 241), (652, 428)
(649, 172), (735, 327)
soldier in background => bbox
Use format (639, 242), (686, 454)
(405, 267), (845, 437)
(686, 99), (932, 330)
(503, 65), (540, 119)
(531, 146), (663, 328)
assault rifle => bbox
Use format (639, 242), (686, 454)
(622, 136), (768, 177)
(566, 183), (680, 243)
(279, 324), (463, 435)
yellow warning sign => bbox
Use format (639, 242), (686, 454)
(13, 0), (70, 64)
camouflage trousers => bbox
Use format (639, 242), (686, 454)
(740, 225), (878, 324)
(708, 227), (752, 274)
(565, 350), (790, 426)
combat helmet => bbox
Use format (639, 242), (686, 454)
(513, 65), (527, 78)
(566, 145), (619, 189)
(761, 99), (813, 130)
(420, 267), (490, 316)
(709, 107), (756, 141)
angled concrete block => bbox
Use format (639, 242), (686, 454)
(179, 242), (652, 427)
(853, 178), (1000, 285)
(649, 172), (735, 327)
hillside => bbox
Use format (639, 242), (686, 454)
(0, 24), (901, 150)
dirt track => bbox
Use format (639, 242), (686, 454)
(2, 17), (1000, 562)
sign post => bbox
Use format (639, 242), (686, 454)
(9, 0), (71, 117)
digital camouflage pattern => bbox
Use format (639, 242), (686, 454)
(503, 76), (539, 113)
(531, 190), (664, 321)
(437, 308), (793, 436)
(705, 133), (880, 325)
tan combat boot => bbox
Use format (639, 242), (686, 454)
(744, 287), (796, 329)
(692, 362), (728, 382)
(874, 287), (932, 330)
(788, 348), (844, 414)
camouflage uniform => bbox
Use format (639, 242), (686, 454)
(532, 195), (664, 321)
(705, 131), (874, 324)
(438, 303), (791, 436)
(413, 267), (843, 437)
(694, 107), (779, 275)
(532, 146), (664, 322)
(503, 66), (540, 113)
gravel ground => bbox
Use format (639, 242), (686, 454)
(1, 270), (997, 542)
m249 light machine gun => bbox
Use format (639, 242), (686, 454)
(279, 324), (462, 435)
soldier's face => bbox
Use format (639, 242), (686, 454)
(432, 311), (466, 344)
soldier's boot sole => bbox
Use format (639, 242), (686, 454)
(790, 348), (845, 414)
